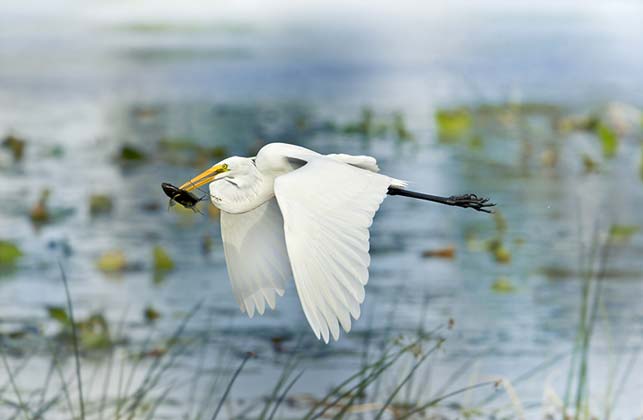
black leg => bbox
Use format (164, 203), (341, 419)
(387, 188), (495, 213)
(443, 193), (495, 213)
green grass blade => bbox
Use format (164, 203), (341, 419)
(210, 352), (253, 420)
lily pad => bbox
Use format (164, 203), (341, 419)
(153, 246), (174, 271)
(609, 224), (639, 242)
(422, 245), (456, 259)
(30, 189), (51, 224)
(96, 250), (128, 273)
(487, 238), (511, 264)
(144, 306), (161, 322)
(2, 134), (26, 161)
(89, 194), (114, 216)
(582, 154), (600, 173)
(435, 108), (472, 139)
(392, 112), (413, 141)
(47, 306), (70, 325)
(118, 144), (147, 161)
(597, 123), (618, 158)
(342, 108), (387, 138)
(0, 240), (22, 266)
(491, 277), (516, 293)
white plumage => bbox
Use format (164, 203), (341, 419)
(180, 142), (405, 342)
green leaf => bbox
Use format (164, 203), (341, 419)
(144, 306), (161, 322)
(0, 240), (23, 266)
(596, 123), (618, 158)
(118, 144), (146, 161)
(89, 194), (114, 216)
(153, 246), (174, 271)
(609, 224), (639, 240)
(392, 112), (413, 141)
(96, 250), (128, 273)
(47, 306), (70, 325)
(435, 108), (472, 140)
(491, 277), (516, 293)
(582, 154), (600, 173)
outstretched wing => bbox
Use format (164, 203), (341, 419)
(220, 198), (292, 317)
(274, 157), (392, 343)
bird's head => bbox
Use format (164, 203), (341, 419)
(179, 156), (266, 213)
(179, 156), (254, 192)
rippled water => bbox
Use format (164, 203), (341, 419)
(1, 1), (643, 418)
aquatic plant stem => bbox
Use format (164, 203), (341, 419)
(374, 339), (444, 420)
(59, 261), (85, 420)
(0, 345), (30, 420)
(211, 352), (253, 420)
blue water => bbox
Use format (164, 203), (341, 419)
(1, 1), (642, 418)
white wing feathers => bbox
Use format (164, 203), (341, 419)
(275, 157), (392, 343)
(327, 153), (380, 172)
(220, 199), (292, 317)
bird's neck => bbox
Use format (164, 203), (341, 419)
(210, 167), (275, 214)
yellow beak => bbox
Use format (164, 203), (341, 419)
(179, 164), (228, 192)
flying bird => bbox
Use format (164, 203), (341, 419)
(172, 142), (494, 343)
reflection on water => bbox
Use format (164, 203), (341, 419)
(1, 1), (642, 418)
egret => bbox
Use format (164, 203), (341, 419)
(174, 142), (494, 343)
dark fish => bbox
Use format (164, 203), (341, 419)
(161, 182), (202, 210)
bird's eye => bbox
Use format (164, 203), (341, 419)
(222, 164), (229, 170)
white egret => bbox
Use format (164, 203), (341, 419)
(176, 142), (493, 343)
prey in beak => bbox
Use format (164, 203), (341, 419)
(179, 163), (229, 192)
(161, 182), (204, 212)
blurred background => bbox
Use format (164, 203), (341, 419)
(1, 1), (642, 419)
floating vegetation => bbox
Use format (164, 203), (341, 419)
(0, 240), (22, 267)
(488, 239), (512, 264)
(462, 211), (515, 264)
(117, 144), (147, 162)
(158, 137), (228, 166)
(421, 245), (456, 259)
(28, 189), (74, 226)
(339, 108), (415, 141)
(144, 305), (161, 322)
(47, 306), (69, 324)
(491, 277), (516, 293)
(493, 211), (508, 233)
(113, 21), (256, 35)
(435, 108), (471, 140)
(392, 112), (413, 141)
(581, 154), (600, 173)
(596, 123), (618, 158)
(608, 224), (639, 243)
(342, 107), (386, 138)
(89, 194), (114, 216)
(433, 101), (643, 185)
(46, 144), (65, 158)
(1, 134), (26, 161)
(96, 250), (128, 273)
(201, 234), (213, 255)
(540, 147), (558, 168)
(557, 114), (599, 133)
(153, 245), (174, 271)
(468, 134), (484, 150)
(30, 188), (51, 224)
(477, 102), (562, 117)
(47, 306), (113, 350)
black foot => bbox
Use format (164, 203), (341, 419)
(447, 194), (496, 213)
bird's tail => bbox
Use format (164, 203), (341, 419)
(390, 178), (408, 189)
